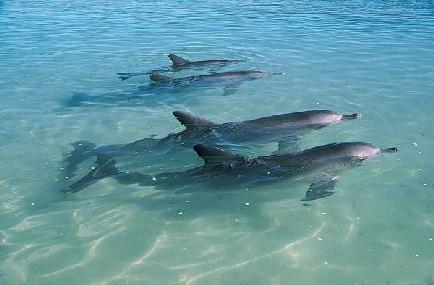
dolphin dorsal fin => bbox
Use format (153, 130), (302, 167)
(173, 111), (216, 129)
(193, 144), (240, 166)
(168, 54), (190, 66)
(149, 73), (172, 82)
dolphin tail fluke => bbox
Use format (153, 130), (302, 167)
(301, 177), (338, 201)
(64, 172), (101, 193)
(168, 54), (190, 66)
(62, 140), (97, 177)
(63, 154), (119, 193)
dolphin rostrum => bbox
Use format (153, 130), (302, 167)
(117, 54), (244, 80)
(66, 142), (398, 201)
(62, 110), (362, 192)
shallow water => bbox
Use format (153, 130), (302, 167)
(1, 0), (434, 284)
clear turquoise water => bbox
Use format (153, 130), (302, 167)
(1, 1), (434, 284)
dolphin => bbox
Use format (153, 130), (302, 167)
(117, 54), (244, 80)
(66, 142), (398, 200)
(148, 70), (268, 86)
(68, 70), (273, 106)
(144, 70), (272, 95)
(62, 110), (361, 192)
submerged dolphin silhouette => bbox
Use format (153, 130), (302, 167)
(63, 110), (361, 192)
(117, 53), (244, 80)
(68, 70), (274, 106)
(149, 70), (268, 86)
(143, 70), (272, 96)
(67, 142), (398, 201)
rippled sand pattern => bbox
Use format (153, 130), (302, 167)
(1, 1), (434, 284)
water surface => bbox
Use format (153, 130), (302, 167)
(1, 1), (434, 284)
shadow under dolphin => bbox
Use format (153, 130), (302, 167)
(117, 53), (244, 80)
(66, 142), (398, 202)
(62, 110), (362, 192)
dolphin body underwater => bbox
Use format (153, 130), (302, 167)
(66, 142), (398, 201)
(117, 53), (244, 80)
(68, 70), (271, 106)
(63, 110), (361, 192)
(146, 70), (270, 91)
